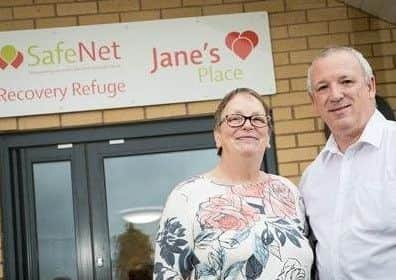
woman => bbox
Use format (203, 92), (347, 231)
(154, 88), (313, 280)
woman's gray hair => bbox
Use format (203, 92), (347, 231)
(306, 46), (374, 95)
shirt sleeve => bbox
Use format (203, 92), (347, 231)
(153, 187), (197, 280)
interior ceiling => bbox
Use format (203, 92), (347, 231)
(342, 0), (396, 23)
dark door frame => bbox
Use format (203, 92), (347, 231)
(19, 145), (93, 280)
(0, 116), (278, 280)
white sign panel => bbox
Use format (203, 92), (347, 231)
(0, 12), (275, 118)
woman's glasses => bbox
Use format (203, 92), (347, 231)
(219, 114), (271, 128)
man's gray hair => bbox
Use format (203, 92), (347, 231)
(306, 46), (374, 95)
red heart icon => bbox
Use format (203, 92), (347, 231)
(225, 30), (259, 60)
(11, 52), (24, 68)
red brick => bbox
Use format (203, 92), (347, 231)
(36, 16), (77, 28)
(141, 0), (181, 9)
(98, 0), (139, 13)
(57, 2), (97, 16)
(14, 5), (55, 19)
(373, 42), (396, 56)
(162, 7), (202, 18)
(0, 0), (32, 6)
(0, 8), (12, 20)
(183, 0), (221, 6)
(307, 7), (347, 22)
(79, 14), (120, 25)
(275, 64), (308, 79)
(350, 30), (391, 45)
(289, 22), (328, 37)
(329, 18), (369, 33)
(0, 20), (34, 31)
(270, 26), (289, 39)
(272, 38), (307, 52)
(120, 10), (160, 22)
(308, 33), (349, 48)
(286, 0), (325, 11)
(347, 7), (368, 18)
(203, 3), (243, 15)
(244, 0), (285, 13)
(269, 11), (306, 26)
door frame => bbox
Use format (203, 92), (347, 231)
(86, 130), (217, 279)
(18, 144), (92, 280)
(0, 116), (277, 280)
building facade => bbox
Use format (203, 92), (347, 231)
(0, 0), (395, 279)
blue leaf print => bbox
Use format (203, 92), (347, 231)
(224, 261), (245, 280)
(173, 239), (188, 247)
(219, 228), (250, 249)
(219, 238), (239, 249)
(261, 227), (274, 245)
(286, 232), (301, 248)
(169, 245), (183, 254)
(195, 230), (219, 249)
(208, 247), (225, 272)
(154, 262), (166, 280)
(161, 247), (175, 266)
(233, 228), (251, 243)
(288, 228), (303, 239)
(178, 248), (199, 279)
(156, 217), (190, 268)
(196, 263), (217, 278)
(246, 255), (263, 280)
(274, 218), (290, 225)
(297, 226), (304, 232)
(247, 202), (266, 214)
(292, 218), (301, 224)
(254, 235), (269, 267)
(275, 228), (286, 246)
(155, 271), (164, 280)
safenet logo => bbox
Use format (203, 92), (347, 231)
(0, 45), (24, 69)
(1, 41), (121, 71)
(28, 41), (121, 66)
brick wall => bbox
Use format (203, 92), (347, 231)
(0, 0), (395, 276)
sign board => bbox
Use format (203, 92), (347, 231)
(0, 12), (275, 117)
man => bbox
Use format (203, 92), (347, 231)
(300, 46), (396, 280)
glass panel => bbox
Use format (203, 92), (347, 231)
(33, 161), (78, 280)
(104, 148), (218, 280)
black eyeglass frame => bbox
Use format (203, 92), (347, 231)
(219, 113), (272, 128)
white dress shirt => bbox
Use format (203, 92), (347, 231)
(300, 110), (396, 280)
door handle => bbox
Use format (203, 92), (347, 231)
(96, 256), (104, 267)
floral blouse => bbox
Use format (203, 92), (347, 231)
(154, 175), (313, 280)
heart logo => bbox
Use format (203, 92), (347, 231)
(225, 30), (259, 60)
(0, 45), (24, 70)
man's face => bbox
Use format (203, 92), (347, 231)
(309, 51), (376, 137)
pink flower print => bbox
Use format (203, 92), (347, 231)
(197, 193), (259, 231)
(232, 182), (265, 198)
(263, 180), (296, 218)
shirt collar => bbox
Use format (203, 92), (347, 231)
(357, 109), (386, 148)
(322, 109), (385, 156)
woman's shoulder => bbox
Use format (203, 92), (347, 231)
(268, 174), (300, 194)
(171, 175), (210, 195)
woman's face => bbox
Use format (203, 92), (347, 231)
(214, 93), (270, 158)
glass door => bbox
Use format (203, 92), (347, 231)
(87, 132), (218, 280)
(17, 145), (93, 280)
